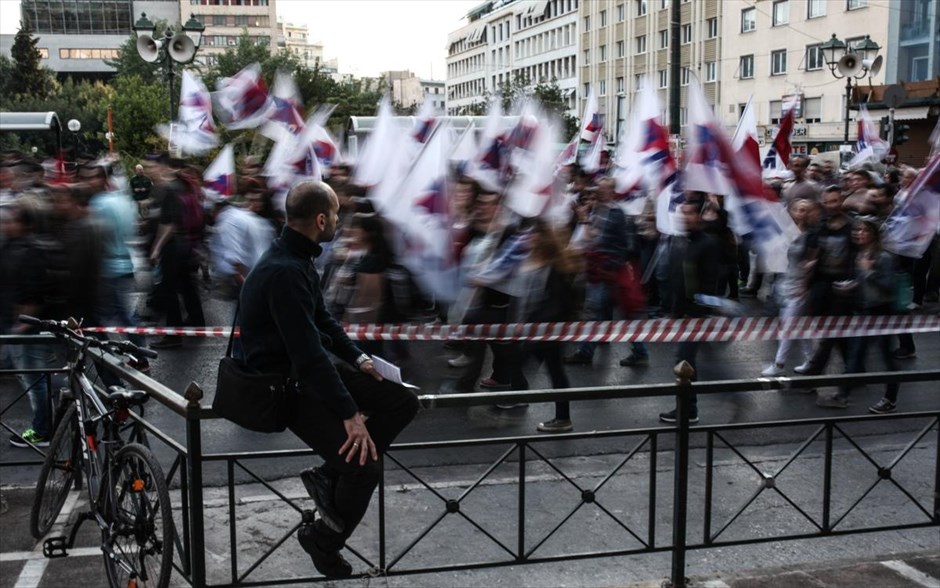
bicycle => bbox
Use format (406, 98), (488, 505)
(20, 315), (175, 588)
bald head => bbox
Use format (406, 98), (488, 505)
(286, 180), (340, 242)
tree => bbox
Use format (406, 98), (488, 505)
(532, 78), (579, 139)
(10, 21), (52, 99)
(110, 74), (170, 159)
(453, 73), (579, 137)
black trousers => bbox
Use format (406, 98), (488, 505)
(287, 364), (419, 551)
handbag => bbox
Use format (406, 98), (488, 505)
(212, 301), (290, 433)
(617, 260), (646, 315)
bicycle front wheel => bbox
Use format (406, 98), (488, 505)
(30, 404), (79, 539)
(101, 443), (174, 588)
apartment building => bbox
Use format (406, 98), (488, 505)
(445, 0), (580, 116)
(277, 19), (322, 70)
(3, 0), (179, 78)
(386, 70), (446, 113)
(719, 0), (889, 156)
(579, 0), (720, 141)
(186, 0), (278, 67)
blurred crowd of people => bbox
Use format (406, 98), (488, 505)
(1, 147), (938, 445)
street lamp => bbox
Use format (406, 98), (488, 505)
(821, 33), (882, 145)
(615, 91), (626, 145)
(133, 13), (205, 121)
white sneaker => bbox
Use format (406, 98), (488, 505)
(793, 361), (815, 375)
(447, 354), (472, 368)
(761, 364), (786, 377)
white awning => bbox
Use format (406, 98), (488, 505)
(528, 0), (550, 16)
(468, 22), (486, 43)
(867, 106), (931, 121)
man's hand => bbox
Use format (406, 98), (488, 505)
(339, 412), (377, 465)
(358, 359), (383, 381)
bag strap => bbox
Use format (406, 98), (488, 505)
(226, 298), (240, 358)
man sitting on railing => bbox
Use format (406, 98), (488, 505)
(238, 180), (419, 579)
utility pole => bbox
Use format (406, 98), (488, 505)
(669, 0), (681, 136)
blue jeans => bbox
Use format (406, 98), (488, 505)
(11, 342), (65, 439)
(98, 274), (147, 348)
(576, 282), (648, 359)
(576, 282), (614, 358)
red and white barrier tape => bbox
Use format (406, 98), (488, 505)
(83, 314), (940, 343)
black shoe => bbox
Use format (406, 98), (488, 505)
(297, 524), (352, 579)
(300, 467), (345, 534)
(563, 352), (592, 365)
(150, 336), (182, 349)
(658, 409), (699, 424)
(891, 348), (916, 360)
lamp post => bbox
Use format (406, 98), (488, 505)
(133, 13), (205, 121)
(615, 91), (625, 145)
(67, 118), (81, 158)
(820, 33), (882, 146)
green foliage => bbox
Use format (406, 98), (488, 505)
(110, 75), (170, 159)
(453, 73), (579, 137)
(10, 21), (53, 99)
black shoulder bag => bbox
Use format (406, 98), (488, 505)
(212, 301), (290, 433)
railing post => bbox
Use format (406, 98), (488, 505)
(184, 382), (207, 588)
(669, 360), (695, 588)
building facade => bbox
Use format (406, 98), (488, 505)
(277, 19), (322, 70)
(386, 70), (446, 113)
(579, 0), (720, 142)
(186, 0), (278, 67)
(719, 0), (890, 156)
(445, 0), (579, 116)
(4, 0), (179, 78)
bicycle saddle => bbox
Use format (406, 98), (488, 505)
(106, 386), (150, 408)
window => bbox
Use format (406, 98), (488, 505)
(617, 77), (625, 92)
(234, 15), (248, 26)
(599, 79), (607, 95)
(681, 66), (691, 85)
(617, 4), (624, 21)
(600, 10), (607, 26)
(707, 17), (718, 38)
(805, 44), (823, 71)
(739, 54), (755, 79)
(636, 35), (647, 54)
(583, 15), (590, 31)
(660, 0), (668, 8)
(772, 1), (789, 26)
(705, 61), (716, 81)
(659, 30), (668, 48)
(679, 107), (688, 127)
(583, 49), (590, 65)
(637, 0), (647, 16)
(847, 0), (867, 9)
(600, 44), (607, 61)
(584, 82), (591, 96)
(213, 14), (226, 25)
(804, 97), (822, 123)
(741, 8), (756, 33)
(635, 73), (648, 88)
(807, 0), (826, 18)
(617, 40), (625, 58)
(681, 23), (692, 44)
(769, 100), (783, 125)
(658, 69), (668, 88)
(771, 49), (787, 75)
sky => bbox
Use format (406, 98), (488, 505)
(0, 0), (480, 80)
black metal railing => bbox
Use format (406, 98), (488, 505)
(2, 333), (938, 588)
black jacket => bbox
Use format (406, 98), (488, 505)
(239, 226), (364, 420)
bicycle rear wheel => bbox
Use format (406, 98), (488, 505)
(30, 404), (79, 539)
(101, 443), (174, 588)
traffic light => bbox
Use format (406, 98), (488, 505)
(879, 116), (891, 141)
(894, 122), (911, 146)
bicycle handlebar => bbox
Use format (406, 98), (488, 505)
(17, 315), (158, 360)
